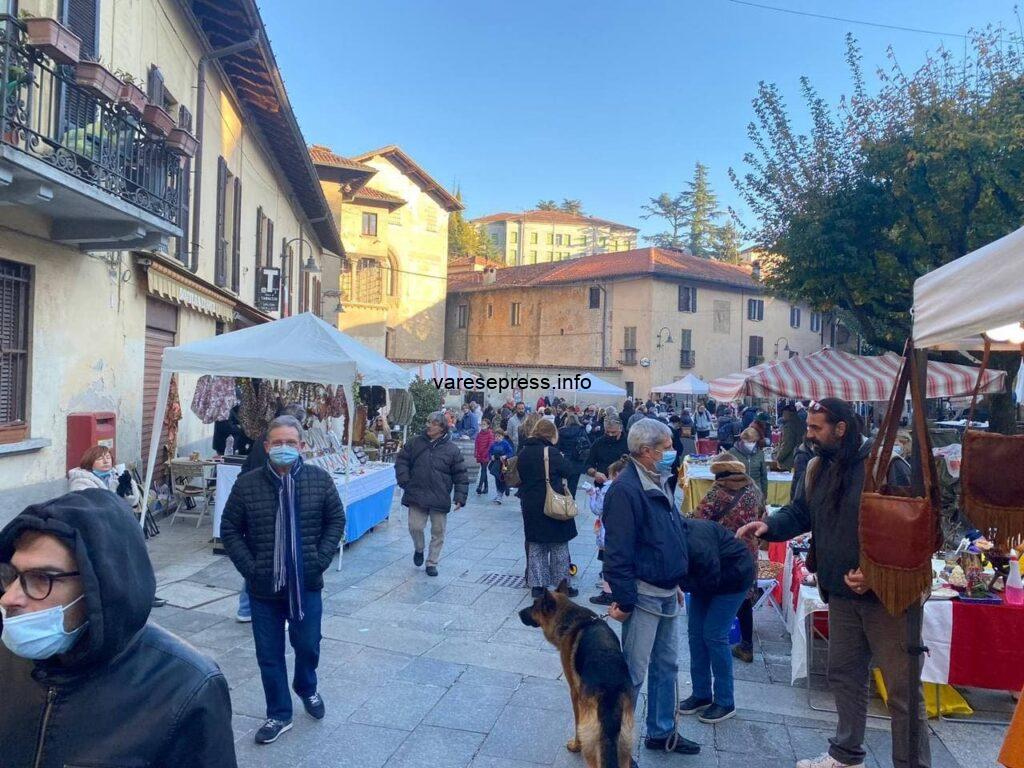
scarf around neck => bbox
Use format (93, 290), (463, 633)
(268, 458), (305, 621)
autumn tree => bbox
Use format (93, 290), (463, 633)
(640, 192), (688, 249)
(448, 188), (499, 262)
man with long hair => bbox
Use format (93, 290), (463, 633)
(738, 398), (930, 768)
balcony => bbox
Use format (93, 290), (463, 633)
(619, 348), (638, 366)
(0, 17), (183, 250)
(748, 355), (765, 367)
(679, 349), (695, 369)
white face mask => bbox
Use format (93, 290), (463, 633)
(893, 443), (904, 457)
(1, 594), (88, 660)
(743, 441), (757, 452)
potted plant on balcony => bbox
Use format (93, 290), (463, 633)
(75, 58), (123, 103)
(141, 102), (175, 137)
(165, 126), (199, 158)
(22, 14), (82, 65)
(114, 70), (147, 116)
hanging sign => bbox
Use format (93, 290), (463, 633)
(256, 267), (281, 313)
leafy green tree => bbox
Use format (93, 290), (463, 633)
(713, 219), (743, 264)
(640, 192), (688, 249)
(731, 31), (1024, 433)
(683, 162), (722, 258)
(560, 199), (583, 215)
(409, 377), (443, 435)
(536, 199), (559, 211)
(448, 188), (499, 262)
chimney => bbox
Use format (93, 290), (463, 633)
(482, 267), (497, 285)
(751, 258), (761, 281)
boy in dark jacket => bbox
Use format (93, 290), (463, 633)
(0, 490), (236, 767)
(394, 411), (468, 577)
(221, 415), (346, 745)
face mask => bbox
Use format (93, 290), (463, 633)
(92, 469), (113, 481)
(892, 443), (903, 457)
(268, 445), (300, 467)
(743, 441), (758, 452)
(656, 450), (677, 472)
(1, 594), (88, 660)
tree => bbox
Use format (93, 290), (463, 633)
(713, 219), (743, 264)
(640, 192), (688, 249)
(682, 162), (722, 258)
(536, 199), (559, 211)
(448, 188), (499, 262)
(731, 31), (1024, 433)
(409, 377), (442, 435)
(560, 199), (583, 216)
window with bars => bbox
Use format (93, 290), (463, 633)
(678, 285), (697, 313)
(0, 259), (31, 443)
(356, 258), (383, 304)
(790, 305), (801, 329)
(747, 298), (764, 321)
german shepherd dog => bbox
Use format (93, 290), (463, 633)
(519, 582), (634, 768)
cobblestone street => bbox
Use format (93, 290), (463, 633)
(147, 490), (1012, 768)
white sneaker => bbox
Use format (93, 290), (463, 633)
(796, 755), (864, 768)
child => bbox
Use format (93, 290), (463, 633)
(587, 454), (630, 606)
(487, 428), (515, 505)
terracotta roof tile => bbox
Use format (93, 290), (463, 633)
(447, 247), (758, 293)
(353, 187), (406, 207)
(470, 209), (639, 232)
(309, 144), (376, 173)
(351, 145), (463, 212)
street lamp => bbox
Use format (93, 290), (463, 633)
(321, 289), (345, 316)
(655, 327), (674, 349)
(281, 234), (320, 274)
(774, 336), (791, 359)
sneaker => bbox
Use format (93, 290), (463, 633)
(151, 597), (167, 608)
(301, 692), (326, 720)
(732, 644), (754, 663)
(589, 592), (614, 606)
(425, 565), (438, 577)
(698, 703), (736, 724)
(254, 718), (292, 744)
(413, 551), (424, 567)
(677, 695), (713, 714)
(235, 612), (252, 623)
(796, 754), (864, 768)
(644, 734), (700, 755)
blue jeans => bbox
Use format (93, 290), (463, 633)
(237, 582), (251, 618)
(621, 591), (679, 739)
(250, 590), (323, 721)
(687, 589), (747, 708)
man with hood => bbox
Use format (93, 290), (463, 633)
(221, 415), (346, 745)
(394, 410), (469, 577)
(0, 489), (236, 767)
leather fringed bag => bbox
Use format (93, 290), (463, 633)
(542, 447), (578, 521)
(960, 340), (1024, 545)
(859, 343), (940, 616)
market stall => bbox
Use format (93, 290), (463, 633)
(651, 372), (709, 396)
(708, 359), (780, 402)
(678, 458), (792, 512)
(553, 372), (626, 404)
(140, 312), (414, 557)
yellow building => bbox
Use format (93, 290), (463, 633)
(472, 209), (639, 266)
(312, 144), (462, 359)
(0, 0), (342, 520)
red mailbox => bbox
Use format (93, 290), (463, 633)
(67, 412), (116, 472)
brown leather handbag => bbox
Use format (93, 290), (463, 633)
(960, 340), (1024, 545)
(859, 343), (940, 616)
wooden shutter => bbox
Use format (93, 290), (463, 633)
(147, 65), (165, 108)
(231, 177), (242, 292)
(265, 218), (274, 267)
(61, 0), (99, 130)
(0, 259), (31, 443)
(254, 207), (264, 302)
(175, 105), (193, 266)
(214, 157), (227, 286)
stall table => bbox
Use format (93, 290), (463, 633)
(214, 463), (397, 544)
(680, 462), (792, 513)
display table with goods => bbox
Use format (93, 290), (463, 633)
(678, 455), (792, 513)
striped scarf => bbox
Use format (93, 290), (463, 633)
(270, 459), (305, 621)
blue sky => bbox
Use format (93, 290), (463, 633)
(261, 1), (1020, 241)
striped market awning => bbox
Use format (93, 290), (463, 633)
(708, 359), (781, 402)
(736, 348), (1005, 402)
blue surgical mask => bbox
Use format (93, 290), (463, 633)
(268, 445), (300, 467)
(92, 469), (113, 481)
(656, 450), (677, 472)
(1, 594), (89, 659)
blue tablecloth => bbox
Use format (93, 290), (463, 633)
(346, 483), (396, 543)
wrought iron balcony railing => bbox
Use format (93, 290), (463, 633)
(0, 17), (182, 227)
(679, 349), (695, 369)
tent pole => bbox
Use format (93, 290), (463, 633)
(338, 389), (354, 572)
(139, 369), (174, 532)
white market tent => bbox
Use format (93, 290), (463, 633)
(913, 224), (1024, 351)
(408, 360), (480, 383)
(554, 373), (627, 405)
(140, 312), (413, 530)
(651, 373), (710, 396)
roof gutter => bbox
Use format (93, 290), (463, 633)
(189, 31), (261, 272)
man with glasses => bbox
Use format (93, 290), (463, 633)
(0, 489), (236, 767)
(738, 397), (930, 768)
(221, 415), (346, 746)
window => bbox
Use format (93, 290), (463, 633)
(678, 285), (697, 313)
(356, 258), (383, 304)
(383, 255), (397, 297)
(625, 381), (635, 399)
(679, 329), (695, 369)
(810, 312), (822, 333)
(621, 326), (637, 365)
(555, 234), (564, 246)
(528, 250), (538, 263)
(790, 305), (801, 329)
(530, 232), (538, 244)
(487, 303), (493, 319)
(747, 298), (764, 321)
(0, 259), (31, 443)
(510, 302), (521, 326)
(457, 304), (468, 329)
(214, 157), (241, 292)
(546, 251), (554, 260)
(565, 234), (572, 247)
(545, 233), (554, 245)
(589, 286), (601, 309)
(361, 212), (378, 237)
(510, 230), (518, 244)
(389, 209), (402, 226)
(425, 207), (438, 232)
(509, 247), (517, 260)
(748, 336), (764, 367)
(713, 300), (731, 334)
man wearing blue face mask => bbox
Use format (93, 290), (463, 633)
(0, 489), (236, 767)
(221, 415), (346, 746)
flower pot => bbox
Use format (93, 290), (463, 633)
(141, 103), (174, 137)
(118, 81), (147, 116)
(75, 61), (122, 103)
(165, 127), (199, 158)
(24, 17), (81, 65)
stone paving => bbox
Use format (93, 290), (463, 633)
(147, 488), (1013, 768)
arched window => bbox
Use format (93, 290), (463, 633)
(384, 252), (399, 298)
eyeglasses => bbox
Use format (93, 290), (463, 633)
(0, 563), (81, 601)
(807, 400), (836, 419)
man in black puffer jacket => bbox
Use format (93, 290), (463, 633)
(394, 410), (468, 577)
(0, 490), (236, 767)
(221, 416), (345, 746)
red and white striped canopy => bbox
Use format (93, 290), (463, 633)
(739, 348), (1005, 401)
(708, 359), (781, 402)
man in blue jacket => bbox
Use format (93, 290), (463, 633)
(603, 419), (700, 757)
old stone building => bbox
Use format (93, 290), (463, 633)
(445, 248), (824, 400)
(472, 209), (638, 266)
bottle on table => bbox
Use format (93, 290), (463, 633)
(1006, 549), (1024, 606)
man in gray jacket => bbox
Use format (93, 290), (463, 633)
(395, 411), (469, 577)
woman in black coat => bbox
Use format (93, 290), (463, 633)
(557, 413), (590, 497)
(516, 419), (578, 598)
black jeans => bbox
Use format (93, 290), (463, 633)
(477, 462), (489, 493)
(250, 590), (323, 721)
(736, 596), (753, 648)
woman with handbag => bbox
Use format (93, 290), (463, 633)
(516, 418), (579, 598)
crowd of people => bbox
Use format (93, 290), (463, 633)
(0, 390), (933, 768)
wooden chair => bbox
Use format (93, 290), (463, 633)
(168, 461), (214, 528)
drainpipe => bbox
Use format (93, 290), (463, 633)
(190, 31), (261, 272)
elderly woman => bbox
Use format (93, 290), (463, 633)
(728, 427), (768, 500)
(68, 445), (139, 510)
(516, 418), (578, 598)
